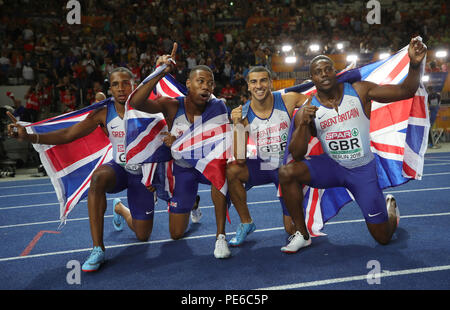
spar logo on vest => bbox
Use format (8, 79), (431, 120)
(325, 127), (364, 160)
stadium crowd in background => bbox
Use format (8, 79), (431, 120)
(0, 0), (448, 123)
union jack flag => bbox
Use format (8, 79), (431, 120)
(170, 98), (232, 195)
(124, 66), (185, 190)
(281, 44), (429, 237)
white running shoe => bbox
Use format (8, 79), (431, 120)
(190, 208), (202, 223)
(281, 231), (312, 253)
(214, 234), (231, 259)
(386, 194), (400, 225)
(190, 195), (202, 223)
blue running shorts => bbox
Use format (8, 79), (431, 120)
(245, 158), (289, 216)
(168, 162), (211, 214)
(105, 161), (155, 221)
(303, 153), (388, 224)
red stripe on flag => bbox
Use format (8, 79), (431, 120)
(410, 95), (426, 119)
(63, 144), (113, 217)
(159, 78), (183, 98)
(126, 119), (166, 161)
(370, 141), (404, 155)
(126, 102), (135, 111)
(380, 53), (409, 85)
(307, 188), (320, 237)
(201, 158), (227, 192)
(308, 138), (323, 156)
(145, 164), (156, 187)
(370, 100), (412, 132)
(402, 161), (417, 178)
(46, 127), (109, 172)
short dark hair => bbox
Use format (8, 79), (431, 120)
(309, 55), (334, 73)
(246, 66), (272, 81)
(109, 67), (134, 81)
(189, 65), (214, 79)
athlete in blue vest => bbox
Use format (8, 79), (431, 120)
(227, 66), (309, 246)
(278, 37), (427, 253)
(129, 43), (231, 259)
(7, 67), (166, 272)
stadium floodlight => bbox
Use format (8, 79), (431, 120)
(282, 45), (292, 52)
(285, 56), (297, 64)
(379, 52), (390, 60)
(435, 50), (447, 58)
(336, 43), (344, 50)
(346, 54), (358, 62)
(422, 75), (430, 82)
(309, 44), (320, 52)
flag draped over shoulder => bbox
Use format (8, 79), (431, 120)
(23, 99), (114, 226)
(170, 98), (232, 195)
(125, 67), (186, 166)
(280, 44), (429, 237)
(124, 66), (186, 190)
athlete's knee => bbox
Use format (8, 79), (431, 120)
(367, 222), (392, 245)
(278, 165), (295, 184)
(90, 168), (112, 191)
(136, 232), (151, 242)
(169, 228), (185, 240)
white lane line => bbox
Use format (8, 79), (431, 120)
(1, 178), (450, 211)
(1, 211), (449, 262)
(0, 191), (56, 198)
(384, 187), (450, 194)
(2, 184), (450, 228)
(0, 200), (280, 229)
(255, 265), (450, 290)
(0, 184), (275, 199)
(424, 163), (450, 167)
(0, 182), (52, 190)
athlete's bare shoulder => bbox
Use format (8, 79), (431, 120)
(86, 105), (108, 127)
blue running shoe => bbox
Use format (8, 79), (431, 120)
(82, 246), (105, 272)
(112, 198), (124, 231)
(229, 222), (256, 247)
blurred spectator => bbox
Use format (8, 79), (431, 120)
(0, 50), (10, 84)
(128, 58), (141, 84)
(22, 52), (35, 85)
(24, 84), (40, 122)
(220, 83), (237, 102)
(174, 60), (189, 85)
(61, 89), (76, 113)
(38, 76), (54, 118)
(186, 51), (197, 69)
(54, 57), (72, 81)
(36, 56), (50, 83)
(140, 59), (154, 82)
(6, 91), (29, 122)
